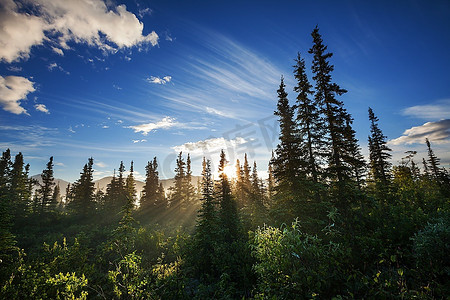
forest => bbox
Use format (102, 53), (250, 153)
(1, 27), (449, 299)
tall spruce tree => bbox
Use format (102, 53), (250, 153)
(217, 150), (239, 244)
(125, 161), (137, 203)
(267, 153), (275, 203)
(69, 158), (95, 215)
(169, 152), (186, 210)
(426, 138), (441, 180)
(294, 52), (322, 183)
(368, 107), (392, 195)
(184, 153), (195, 206)
(309, 26), (364, 211)
(272, 76), (306, 221)
(141, 157), (160, 209)
(272, 77), (303, 192)
(37, 156), (55, 213)
(10, 153), (31, 215)
(190, 158), (218, 279)
(0, 149), (15, 256)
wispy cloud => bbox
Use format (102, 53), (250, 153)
(34, 104), (49, 114)
(146, 75), (172, 84)
(173, 137), (247, 154)
(0, 125), (58, 151)
(48, 62), (70, 75)
(0, 0), (158, 63)
(402, 99), (450, 120)
(128, 116), (178, 135)
(7, 66), (22, 72)
(145, 28), (282, 121)
(388, 119), (450, 145)
(132, 139), (147, 143)
(0, 75), (35, 115)
(95, 161), (107, 168)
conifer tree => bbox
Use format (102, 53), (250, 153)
(184, 153), (195, 206)
(310, 27), (347, 184)
(169, 152), (185, 210)
(242, 154), (252, 193)
(125, 161), (137, 203)
(37, 156), (55, 213)
(68, 158), (95, 215)
(104, 165), (127, 214)
(426, 138), (441, 180)
(190, 158), (218, 279)
(343, 115), (366, 189)
(272, 76), (304, 206)
(426, 139), (450, 190)
(294, 52), (322, 183)
(368, 107), (392, 194)
(10, 153), (31, 215)
(233, 159), (245, 207)
(0, 149), (15, 256)
(141, 157), (160, 209)
(217, 150), (239, 244)
(267, 155), (275, 203)
(309, 27), (364, 210)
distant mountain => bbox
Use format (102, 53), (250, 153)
(94, 176), (202, 199)
(31, 174), (202, 199)
(31, 174), (70, 197)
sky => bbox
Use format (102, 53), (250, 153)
(1, 0), (449, 182)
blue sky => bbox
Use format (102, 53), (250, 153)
(1, 0), (449, 182)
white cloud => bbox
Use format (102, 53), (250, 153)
(388, 119), (450, 145)
(102, 125), (109, 128)
(132, 139), (147, 143)
(48, 63), (58, 70)
(128, 116), (178, 135)
(95, 161), (107, 168)
(0, 75), (35, 114)
(138, 8), (152, 18)
(47, 62), (70, 74)
(146, 75), (172, 84)
(68, 126), (75, 133)
(7, 66), (22, 72)
(206, 106), (234, 118)
(0, 0), (159, 63)
(34, 104), (49, 114)
(173, 137), (247, 154)
(402, 99), (450, 120)
(52, 47), (64, 56)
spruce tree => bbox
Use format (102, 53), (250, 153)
(0, 149), (15, 256)
(169, 152), (185, 210)
(10, 153), (31, 215)
(309, 26), (364, 211)
(37, 156), (55, 213)
(217, 150), (239, 244)
(69, 158), (95, 215)
(267, 154), (275, 203)
(272, 76), (305, 219)
(368, 107), (392, 195)
(426, 138), (441, 180)
(141, 157), (160, 209)
(125, 161), (137, 203)
(190, 158), (218, 279)
(310, 26), (348, 184)
(184, 153), (195, 206)
(272, 77), (303, 188)
(294, 52), (322, 183)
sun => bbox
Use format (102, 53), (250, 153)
(221, 164), (236, 179)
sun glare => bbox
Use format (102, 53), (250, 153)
(221, 165), (236, 179)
